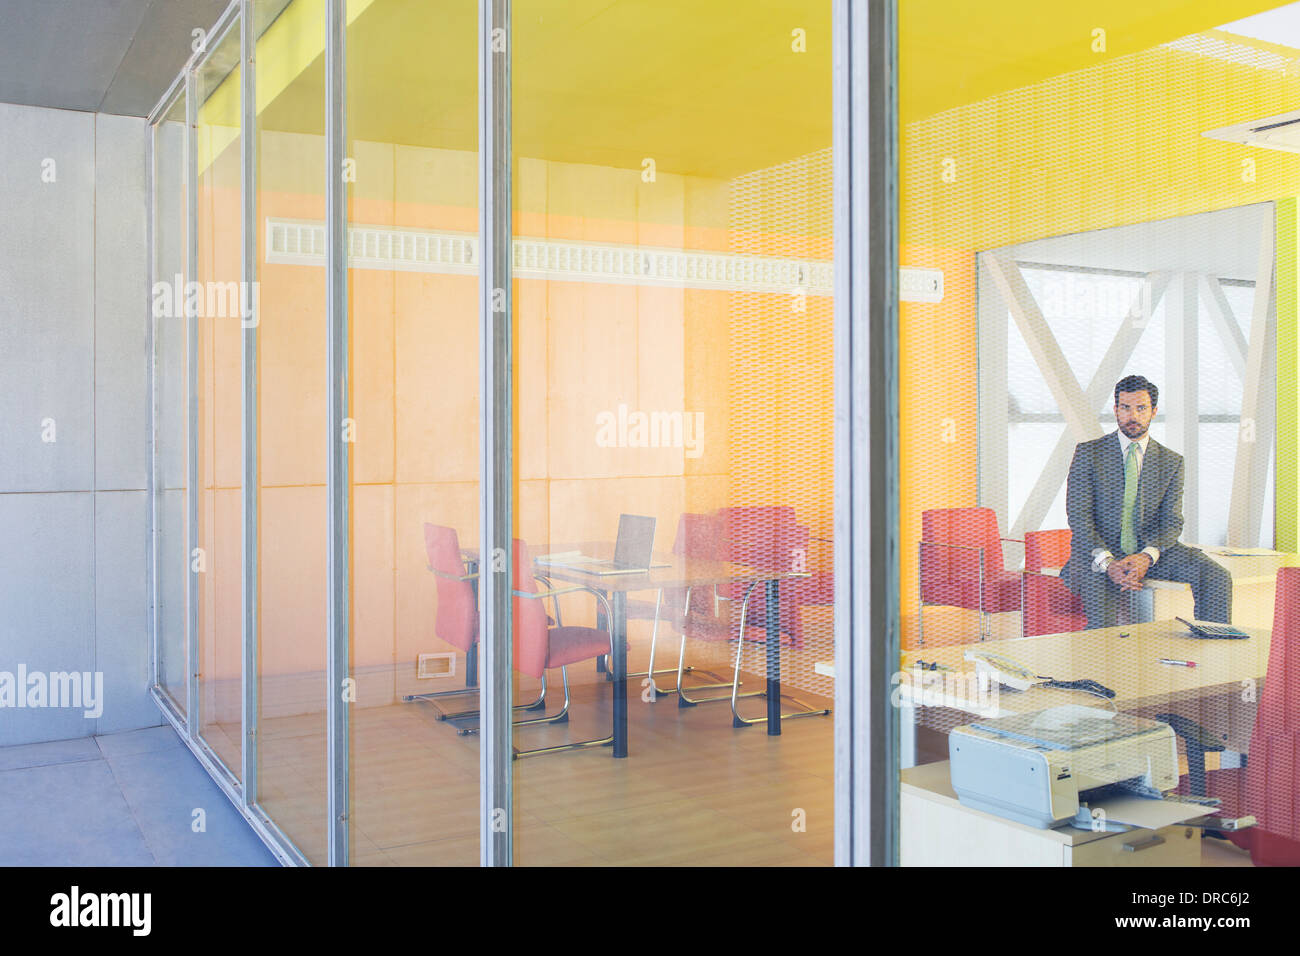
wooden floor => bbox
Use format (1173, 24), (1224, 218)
(194, 618), (1258, 867)
(210, 650), (835, 866)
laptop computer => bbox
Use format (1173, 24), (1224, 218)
(534, 514), (665, 575)
(581, 514), (657, 575)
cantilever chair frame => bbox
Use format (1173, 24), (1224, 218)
(510, 582), (618, 759)
(637, 586), (731, 698)
(403, 558), (546, 730)
(673, 579), (829, 728)
(917, 537), (1022, 645)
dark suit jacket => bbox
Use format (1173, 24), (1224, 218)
(1061, 431), (1186, 590)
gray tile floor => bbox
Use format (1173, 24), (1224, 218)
(0, 726), (278, 866)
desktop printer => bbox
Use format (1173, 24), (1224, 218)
(948, 706), (1179, 828)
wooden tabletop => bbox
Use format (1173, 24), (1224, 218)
(897, 619), (1271, 717)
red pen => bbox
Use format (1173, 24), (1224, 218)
(1158, 658), (1197, 668)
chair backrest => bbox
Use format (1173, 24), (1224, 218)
(1025, 529), (1071, 573)
(424, 523), (477, 653)
(1244, 566), (1300, 845)
(920, 507), (1006, 577)
(719, 505), (805, 570)
(673, 513), (725, 560)
(511, 539), (550, 679)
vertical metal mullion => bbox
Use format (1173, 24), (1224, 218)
(239, 1), (259, 809)
(867, 0), (900, 868)
(185, 68), (200, 741)
(832, 0), (898, 868)
(325, 0), (350, 867)
(479, 0), (513, 868)
(146, 122), (158, 695)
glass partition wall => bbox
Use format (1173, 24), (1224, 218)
(252, 0), (330, 864)
(508, 1), (835, 865)
(147, 0), (877, 866)
(342, 0), (482, 866)
(194, 18), (245, 781)
(152, 90), (189, 718)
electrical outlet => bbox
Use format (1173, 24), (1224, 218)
(416, 652), (456, 680)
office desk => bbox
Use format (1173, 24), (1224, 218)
(472, 543), (799, 757)
(895, 619), (1270, 767)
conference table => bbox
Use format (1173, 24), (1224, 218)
(467, 541), (807, 758)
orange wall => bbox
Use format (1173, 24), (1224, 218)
(898, 245), (976, 646)
(190, 132), (835, 693)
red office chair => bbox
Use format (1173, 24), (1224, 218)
(717, 506), (807, 646)
(512, 538), (617, 758)
(402, 524), (544, 730)
(1022, 529), (1088, 637)
(918, 507), (1022, 644)
(669, 511), (829, 727)
(1164, 567), (1300, 865)
(629, 513), (732, 697)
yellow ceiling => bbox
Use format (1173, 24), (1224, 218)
(256, 0), (833, 180)
(900, 0), (1296, 121)
(238, 0), (1300, 181)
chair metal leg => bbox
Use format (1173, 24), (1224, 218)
(406, 672), (547, 723)
(512, 666), (615, 759)
(674, 584), (763, 709)
(509, 669), (570, 727)
(440, 682), (548, 722)
(675, 634), (757, 707)
(637, 588), (726, 699)
(728, 582), (829, 729)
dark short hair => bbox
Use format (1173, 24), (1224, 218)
(1114, 375), (1158, 408)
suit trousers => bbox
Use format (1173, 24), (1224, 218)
(1064, 547), (1233, 629)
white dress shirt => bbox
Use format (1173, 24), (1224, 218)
(1092, 431), (1161, 573)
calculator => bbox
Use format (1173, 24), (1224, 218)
(1175, 617), (1250, 640)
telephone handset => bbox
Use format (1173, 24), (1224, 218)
(964, 650), (1039, 691)
(963, 650), (1117, 699)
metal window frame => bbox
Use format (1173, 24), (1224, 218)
(146, 112), (158, 697)
(186, 0), (246, 781)
(239, 0), (260, 810)
(478, 0), (513, 868)
(325, 0), (351, 868)
(200, 2), (243, 75)
(146, 44), (189, 725)
(185, 63), (200, 743)
(832, 0), (898, 867)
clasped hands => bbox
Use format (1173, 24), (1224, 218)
(1107, 552), (1153, 591)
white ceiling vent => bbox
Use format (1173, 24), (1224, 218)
(266, 218), (943, 302)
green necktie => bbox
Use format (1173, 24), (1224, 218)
(1120, 442), (1140, 556)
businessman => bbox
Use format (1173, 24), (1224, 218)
(1061, 374), (1232, 628)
